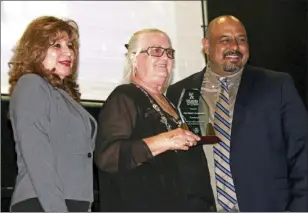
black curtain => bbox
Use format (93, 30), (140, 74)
(206, 0), (308, 107)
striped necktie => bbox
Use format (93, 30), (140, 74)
(213, 77), (238, 211)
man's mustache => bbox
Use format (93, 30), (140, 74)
(223, 50), (243, 58)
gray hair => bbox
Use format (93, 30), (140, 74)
(122, 28), (174, 91)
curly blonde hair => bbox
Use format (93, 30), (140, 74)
(8, 16), (81, 101)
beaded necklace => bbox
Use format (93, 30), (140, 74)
(138, 86), (181, 131)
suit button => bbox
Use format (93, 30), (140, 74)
(87, 153), (92, 158)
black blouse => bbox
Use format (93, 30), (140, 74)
(94, 83), (215, 212)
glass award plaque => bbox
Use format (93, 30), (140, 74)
(177, 88), (220, 144)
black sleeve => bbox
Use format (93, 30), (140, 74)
(94, 87), (153, 173)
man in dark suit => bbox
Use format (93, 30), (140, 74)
(167, 15), (308, 211)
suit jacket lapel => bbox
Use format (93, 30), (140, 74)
(56, 88), (95, 140)
(231, 66), (256, 143)
(195, 66), (256, 142)
(194, 67), (206, 89)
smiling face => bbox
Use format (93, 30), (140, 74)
(203, 16), (249, 76)
(134, 32), (174, 88)
(42, 32), (75, 79)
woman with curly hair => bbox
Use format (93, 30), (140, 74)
(8, 16), (97, 212)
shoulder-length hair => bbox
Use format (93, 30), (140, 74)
(8, 16), (81, 101)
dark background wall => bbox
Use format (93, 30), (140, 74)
(207, 0), (308, 107)
(1, 97), (17, 211)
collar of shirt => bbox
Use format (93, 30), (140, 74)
(201, 66), (244, 120)
(202, 66), (243, 91)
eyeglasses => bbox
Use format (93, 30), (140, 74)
(136, 47), (175, 59)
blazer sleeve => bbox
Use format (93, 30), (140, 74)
(281, 74), (308, 211)
(94, 88), (153, 173)
(9, 74), (68, 212)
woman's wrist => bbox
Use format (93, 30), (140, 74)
(143, 134), (169, 156)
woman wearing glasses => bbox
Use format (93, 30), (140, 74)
(94, 29), (215, 211)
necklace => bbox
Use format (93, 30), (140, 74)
(150, 93), (177, 118)
(138, 86), (181, 131)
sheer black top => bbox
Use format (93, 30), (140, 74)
(94, 83), (215, 212)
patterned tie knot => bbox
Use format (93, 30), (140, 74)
(218, 77), (230, 94)
(219, 77), (228, 86)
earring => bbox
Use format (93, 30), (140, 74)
(207, 59), (211, 68)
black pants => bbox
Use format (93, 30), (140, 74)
(11, 197), (91, 212)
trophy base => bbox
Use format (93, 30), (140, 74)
(198, 136), (220, 145)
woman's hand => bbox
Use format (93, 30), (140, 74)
(143, 128), (201, 156)
(162, 127), (201, 150)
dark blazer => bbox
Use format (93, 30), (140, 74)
(166, 65), (308, 211)
(9, 74), (97, 212)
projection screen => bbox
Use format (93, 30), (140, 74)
(1, 1), (207, 101)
